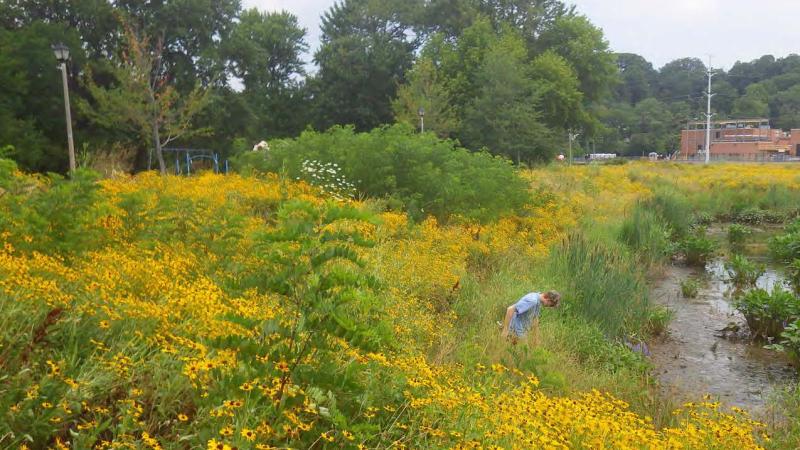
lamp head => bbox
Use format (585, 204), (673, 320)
(52, 43), (70, 63)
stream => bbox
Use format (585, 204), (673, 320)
(648, 226), (797, 416)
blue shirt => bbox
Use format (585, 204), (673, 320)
(509, 292), (542, 337)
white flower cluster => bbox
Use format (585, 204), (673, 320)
(299, 160), (357, 201)
(252, 140), (269, 152)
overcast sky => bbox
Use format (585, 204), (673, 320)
(242, 0), (800, 71)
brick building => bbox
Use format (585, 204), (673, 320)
(679, 119), (800, 160)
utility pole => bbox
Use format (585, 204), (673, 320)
(704, 56), (715, 164)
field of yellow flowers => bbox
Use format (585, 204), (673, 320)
(1, 158), (798, 449)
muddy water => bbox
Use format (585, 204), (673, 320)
(648, 228), (796, 415)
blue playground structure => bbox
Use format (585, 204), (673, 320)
(162, 148), (229, 175)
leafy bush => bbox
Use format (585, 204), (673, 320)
(769, 320), (800, 364)
(645, 305), (673, 336)
(734, 288), (800, 339)
(724, 254), (765, 288)
(232, 124), (530, 222)
(727, 223), (752, 248)
(680, 231), (717, 266)
(789, 259), (800, 295)
(693, 211), (714, 227)
(0, 163), (111, 255)
(770, 218), (800, 263)
(680, 278), (699, 298)
(732, 207), (784, 225)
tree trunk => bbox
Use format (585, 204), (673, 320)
(151, 120), (166, 175)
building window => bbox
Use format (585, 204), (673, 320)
(715, 132), (720, 139)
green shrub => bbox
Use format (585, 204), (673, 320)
(645, 305), (673, 336)
(680, 231), (717, 266)
(733, 288), (800, 340)
(693, 211), (714, 227)
(724, 254), (765, 288)
(727, 223), (752, 248)
(733, 207), (784, 225)
(0, 166), (111, 255)
(768, 320), (800, 365)
(680, 278), (699, 298)
(770, 218), (800, 263)
(789, 259), (800, 295)
(232, 124), (530, 223)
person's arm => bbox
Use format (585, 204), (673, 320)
(501, 305), (516, 338)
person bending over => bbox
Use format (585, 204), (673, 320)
(501, 291), (560, 345)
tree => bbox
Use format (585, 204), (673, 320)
(114, 0), (241, 90)
(0, 23), (84, 172)
(225, 9), (307, 92)
(614, 53), (657, 105)
(529, 50), (585, 131)
(657, 58), (707, 107)
(224, 9), (309, 138)
(459, 30), (552, 163)
(392, 55), (459, 137)
(732, 84), (770, 118)
(479, 0), (573, 45)
(774, 85), (800, 130)
(534, 14), (616, 103)
(311, 0), (418, 130)
(80, 23), (211, 174)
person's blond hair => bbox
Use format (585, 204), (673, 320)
(545, 290), (561, 306)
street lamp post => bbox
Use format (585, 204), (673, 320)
(52, 43), (76, 174)
(417, 107), (425, 133)
(568, 129), (580, 166)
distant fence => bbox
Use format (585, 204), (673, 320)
(571, 153), (800, 164)
(678, 153), (800, 163)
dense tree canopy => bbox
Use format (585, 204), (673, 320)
(2, 0), (800, 171)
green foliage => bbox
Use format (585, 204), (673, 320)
(548, 232), (650, 338)
(680, 279), (699, 298)
(724, 254), (765, 288)
(459, 28), (553, 163)
(789, 259), (800, 295)
(645, 305), (673, 336)
(770, 218), (800, 263)
(768, 320), (800, 364)
(727, 223), (752, 249)
(392, 55), (459, 138)
(734, 288), (800, 340)
(0, 165), (110, 255)
(254, 199), (390, 353)
(79, 20), (211, 174)
(233, 124), (530, 222)
(645, 188), (693, 238)
(732, 207), (784, 225)
(311, 0), (417, 131)
(680, 231), (717, 266)
(618, 204), (671, 266)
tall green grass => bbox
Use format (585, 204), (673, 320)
(547, 231), (651, 338)
(618, 204), (671, 266)
(644, 187), (694, 238)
